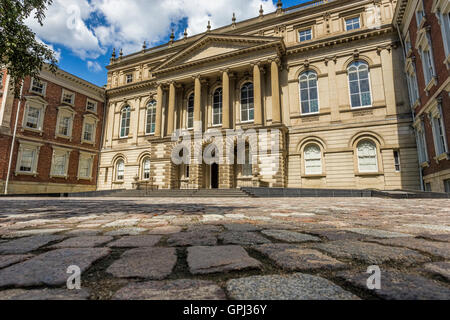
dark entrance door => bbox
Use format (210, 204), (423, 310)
(211, 163), (219, 189)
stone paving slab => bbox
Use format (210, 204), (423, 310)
(337, 271), (450, 300)
(0, 235), (65, 254)
(419, 234), (450, 242)
(104, 228), (147, 236)
(261, 230), (320, 243)
(0, 255), (33, 269)
(187, 246), (261, 275)
(0, 248), (110, 287)
(346, 228), (414, 238)
(167, 232), (217, 247)
(222, 224), (262, 232)
(147, 226), (182, 235)
(253, 244), (346, 271)
(313, 240), (430, 265)
(307, 230), (367, 241)
(107, 235), (162, 248)
(106, 248), (176, 280)
(2, 229), (69, 238)
(422, 262), (450, 281)
(50, 236), (114, 248)
(0, 289), (90, 300)
(219, 232), (271, 245)
(226, 273), (359, 300)
(113, 280), (226, 300)
(368, 238), (450, 259)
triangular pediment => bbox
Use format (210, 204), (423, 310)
(154, 34), (283, 73)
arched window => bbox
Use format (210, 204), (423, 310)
(187, 94), (194, 129)
(299, 71), (319, 114)
(213, 88), (223, 126)
(116, 159), (125, 181)
(357, 140), (378, 173)
(242, 145), (253, 177)
(146, 100), (157, 134)
(304, 144), (322, 175)
(142, 157), (151, 180)
(348, 61), (372, 108)
(120, 106), (131, 138)
(241, 82), (254, 122)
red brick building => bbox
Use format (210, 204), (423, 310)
(0, 65), (106, 194)
(394, 0), (450, 193)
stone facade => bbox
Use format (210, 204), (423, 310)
(0, 66), (105, 194)
(99, 0), (421, 191)
(394, 0), (450, 193)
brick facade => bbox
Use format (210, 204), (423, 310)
(0, 66), (106, 194)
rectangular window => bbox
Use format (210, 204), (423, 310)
(19, 149), (35, 172)
(83, 122), (94, 142)
(52, 153), (67, 176)
(299, 29), (312, 42)
(444, 179), (450, 193)
(416, 2), (425, 26)
(58, 116), (71, 136)
(25, 106), (41, 129)
(345, 17), (360, 31)
(30, 78), (46, 95)
(126, 74), (133, 84)
(79, 157), (93, 179)
(394, 150), (401, 172)
(62, 91), (75, 105)
(432, 115), (448, 156)
(86, 100), (97, 113)
(417, 122), (429, 163)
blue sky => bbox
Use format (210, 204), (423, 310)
(30, 0), (307, 88)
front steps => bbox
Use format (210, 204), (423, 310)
(69, 188), (252, 198)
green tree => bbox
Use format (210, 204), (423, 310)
(0, 0), (58, 96)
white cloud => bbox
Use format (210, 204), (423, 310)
(28, 0), (277, 59)
(87, 60), (103, 72)
(36, 37), (62, 62)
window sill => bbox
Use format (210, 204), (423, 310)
(15, 171), (38, 177)
(30, 91), (46, 97)
(113, 181), (124, 185)
(55, 134), (72, 141)
(420, 161), (430, 168)
(81, 139), (95, 145)
(61, 101), (75, 107)
(86, 109), (98, 115)
(425, 77), (437, 92)
(78, 176), (93, 181)
(444, 54), (450, 69)
(412, 99), (421, 110)
(302, 174), (326, 178)
(435, 153), (449, 162)
(50, 174), (69, 180)
(22, 127), (43, 135)
(355, 172), (384, 177)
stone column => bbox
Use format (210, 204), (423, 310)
(380, 47), (397, 116)
(155, 84), (163, 137)
(194, 76), (202, 131)
(271, 59), (282, 124)
(326, 57), (340, 122)
(253, 63), (263, 126)
(167, 82), (176, 136)
(222, 70), (230, 129)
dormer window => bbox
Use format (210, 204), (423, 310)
(30, 78), (47, 96)
(126, 74), (133, 84)
(61, 90), (75, 105)
(299, 28), (312, 42)
(345, 17), (360, 31)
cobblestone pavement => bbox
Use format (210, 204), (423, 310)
(0, 197), (449, 300)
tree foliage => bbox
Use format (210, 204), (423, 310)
(0, 0), (58, 97)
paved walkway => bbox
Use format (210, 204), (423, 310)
(0, 197), (449, 300)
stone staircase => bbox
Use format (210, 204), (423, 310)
(69, 188), (251, 198)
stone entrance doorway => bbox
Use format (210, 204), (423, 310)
(211, 163), (219, 189)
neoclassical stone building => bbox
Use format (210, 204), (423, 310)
(99, 0), (421, 191)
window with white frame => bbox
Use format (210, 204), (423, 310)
(345, 17), (360, 31)
(357, 140), (378, 173)
(417, 32), (437, 86)
(430, 103), (449, 157)
(304, 144), (322, 175)
(348, 61), (372, 108)
(416, 120), (429, 163)
(126, 74), (133, 84)
(394, 150), (401, 172)
(116, 159), (125, 181)
(30, 78), (47, 96)
(120, 105), (131, 138)
(433, 3), (450, 59)
(56, 106), (75, 139)
(241, 82), (254, 123)
(299, 28), (312, 42)
(86, 99), (98, 113)
(146, 100), (157, 134)
(213, 88), (223, 126)
(23, 98), (46, 131)
(405, 60), (420, 106)
(50, 148), (71, 178)
(61, 90), (75, 105)
(82, 114), (98, 144)
(78, 153), (94, 180)
(299, 71), (319, 114)
(187, 94), (194, 129)
(405, 33), (412, 55)
(416, 1), (425, 26)
(142, 158), (151, 180)
(16, 142), (41, 175)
